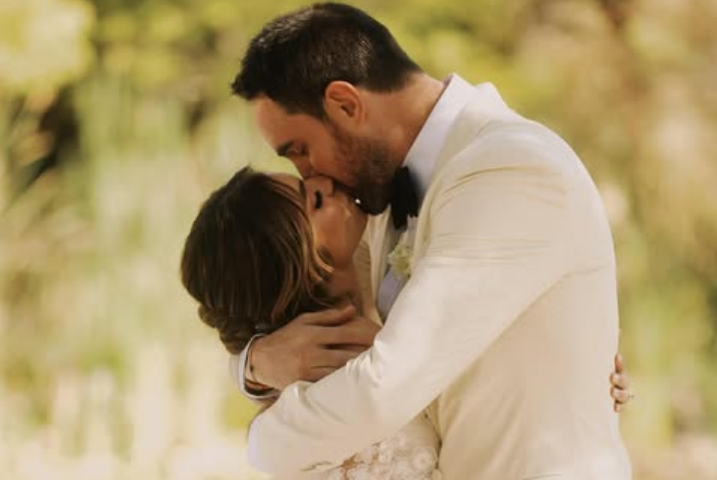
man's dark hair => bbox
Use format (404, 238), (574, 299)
(232, 2), (422, 118)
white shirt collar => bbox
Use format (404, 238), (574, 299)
(403, 74), (506, 202)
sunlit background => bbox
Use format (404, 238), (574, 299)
(1, 0), (716, 479)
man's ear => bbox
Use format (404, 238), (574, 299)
(323, 81), (365, 127)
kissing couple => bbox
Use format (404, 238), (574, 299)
(181, 3), (633, 480)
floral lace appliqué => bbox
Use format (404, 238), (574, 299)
(328, 415), (440, 480)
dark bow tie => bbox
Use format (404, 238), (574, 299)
(390, 166), (419, 230)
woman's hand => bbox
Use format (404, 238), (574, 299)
(610, 353), (633, 412)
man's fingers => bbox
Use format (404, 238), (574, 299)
(300, 305), (357, 326)
(302, 350), (364, 382)
(317, 349), (363, 368)
(336, 343), (369, 353)
(299, 347), (367, 382)
(317, 318), (380, 346)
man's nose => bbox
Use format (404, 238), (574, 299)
(293, 159), (315, 179)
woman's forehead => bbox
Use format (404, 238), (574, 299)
(271, 173), (300, 190)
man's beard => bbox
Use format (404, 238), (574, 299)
(330, 124), (397, 215)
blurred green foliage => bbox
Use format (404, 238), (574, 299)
(1, 0), (716, 479)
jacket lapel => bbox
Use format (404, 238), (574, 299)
(411, 98), (494, 260)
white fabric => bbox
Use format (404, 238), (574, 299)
(325, 414), (439, 480)
(375, 75), (479, 320)
(246, 78), (632, 480)
(375, 267), (405, 320)
(403, 74), (487, 200)
(230, 334), (278, 400)
(226, 76), (481, 391)
(273, 414), (439, 480)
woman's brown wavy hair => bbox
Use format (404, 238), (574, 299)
(180, 167), (335, 354)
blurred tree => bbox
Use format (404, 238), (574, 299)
(0, 1), (716, 479)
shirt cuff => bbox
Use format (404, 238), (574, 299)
(229, 334), (279, 400)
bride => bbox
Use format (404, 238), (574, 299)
(180, 167), (631, 480)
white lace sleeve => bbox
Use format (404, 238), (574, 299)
(324, 412), (441, 480)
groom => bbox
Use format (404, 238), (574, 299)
(228, 3), (632, 479)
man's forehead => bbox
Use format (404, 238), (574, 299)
(254, 99), (299, 140)
(253, 98), (326, 147)
(253, 97), (283, 128)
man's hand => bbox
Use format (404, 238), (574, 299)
(610, 353), (633, 412)
(249, 305), (380, 390)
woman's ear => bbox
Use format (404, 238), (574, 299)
(323, 81), (365, 128)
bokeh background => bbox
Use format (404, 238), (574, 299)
(1, 0), (716, 479)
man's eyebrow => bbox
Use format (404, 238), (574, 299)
(276, 141), (294, 157)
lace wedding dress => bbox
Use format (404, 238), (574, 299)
(321, 411), (441, 480)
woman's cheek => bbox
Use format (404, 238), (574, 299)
(326, 213), (353, 263)
(314, 215), (339, 257)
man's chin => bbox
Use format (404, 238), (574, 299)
(357, 196), (390, 216)
(351, 180), (392, 215)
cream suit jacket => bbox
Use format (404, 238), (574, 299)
(247, 88), (632, 480)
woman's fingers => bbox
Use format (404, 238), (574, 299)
(614, 353), (624, 374)
(610, 372), (630, 392)
(611, 386), (633, 404)
(610, 352), (634, 413)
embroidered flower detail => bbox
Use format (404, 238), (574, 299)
(392, 458), (413, 480)
(327, 467), (346, 480)
(387, 243), (413, 279)
(391, 431), (409, 452)
(347, 464), (371, 480)
(410, 446), (438, 473)
(376, 442), (394, 464)
(370, 462), (392, 480)
(355, 445), (377, 464)
(387, 217), (418, 279)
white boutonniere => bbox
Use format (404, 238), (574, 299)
(387, 216), (418, 280)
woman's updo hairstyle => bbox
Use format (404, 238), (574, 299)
(180, 167), (334, 353)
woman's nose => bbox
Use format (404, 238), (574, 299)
(306, 176), (335, 197)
